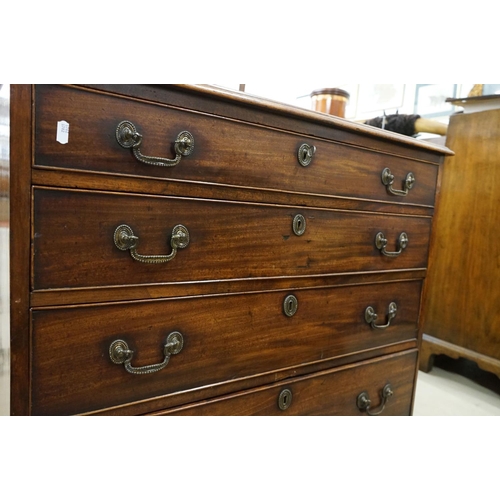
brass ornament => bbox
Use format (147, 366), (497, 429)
(381, 168), (415, 197)
(375, 231), (408, 257)
(357, 384), (394, 416)
(114, 224), (189, 264)
(283, 295), (298, 317)
(116, 120), (194, 167)
(292, 214), (306, 236)
(278, 389), (293, 411)
(109, 332), (184, 375)
(297, 143), (316, 167)
(365, 302), (398, 330)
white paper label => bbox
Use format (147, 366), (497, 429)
(56, 120), (70, 144)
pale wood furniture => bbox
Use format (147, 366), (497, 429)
(9, 84), (450, 415)
(420, 105), (500, 378)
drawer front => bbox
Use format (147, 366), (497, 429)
(161, 350), (418, 416)
(35, 85), (438, 207)
(31, 281), (421, 415)
(33, 188), (432, 290)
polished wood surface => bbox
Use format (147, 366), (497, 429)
(9, 85), (32, 416)
(9, 84), (450, 415)
(421, 108), (500, 376)
(32, 281), (421, 415)
(83, 84), (450, 158)
(32, 188), (432, 290)
(157, 350), (418, 416)
(35, 85), (441, 208)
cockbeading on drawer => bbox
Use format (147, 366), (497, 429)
(32, 187), (433, 291)
(31, 281), (422, 415)
(34, 85), (440, 208)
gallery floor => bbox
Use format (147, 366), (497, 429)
(413, 356), (500, 416)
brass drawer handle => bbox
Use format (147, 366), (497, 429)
(109, 332), (184, 375)
(116, 120), (195, 167)
(357, 384), (393, 416)
(114, 223), (189, 264)
(375, 231), (408, 257)
(382, 168), (415, 197)
(297, 143), (316, 167)
(365, 302), (397, 329)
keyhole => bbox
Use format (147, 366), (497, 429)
(278, 389), (293, 411)
(283, 295), (298, 317)
(293, 214), (306, 236)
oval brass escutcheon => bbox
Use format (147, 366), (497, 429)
(174, 131), (195, 157)
(109, 339), (132, 364)
(278, 389), (293, 411)
(283, 294), (298, 317)
(297, 143), (316, 167)
(116, 121), (139, 149)
(292, 214), (306, 236)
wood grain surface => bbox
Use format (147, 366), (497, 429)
(35, 85), (440, 207)
(32, 188), (432, 290)
(421, 109), (500, 372)
(8, 84), (449, 415)
(31, 281), (421, 415)
(158, 350), (418, 416)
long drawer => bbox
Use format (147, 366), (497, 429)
(31, 281), (421, 415)
(158, 350), (418, 416)
(34, 85), (439, 207)
(32, 188), (432, 290)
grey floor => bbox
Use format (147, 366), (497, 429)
(414, 364), (500, 416)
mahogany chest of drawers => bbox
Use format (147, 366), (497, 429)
(9, 84), (451, 415)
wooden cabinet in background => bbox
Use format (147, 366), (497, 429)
(420, 106), (500, 378)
